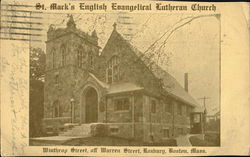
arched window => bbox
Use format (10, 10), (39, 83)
(106, 55), (120, 83)
(53, 100), (60, 118)
(77, 46), (86, 68)
(51, 49), (55, 69)
(165, 99), (173, 114)
(61, 45), (66, 66)
(177, 103), (182, 115)
(88, 51), (93, 67)
(151, 99), (156, 113)
(77, 47), (82, 68)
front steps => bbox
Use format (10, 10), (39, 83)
(59, 123), (92, 137)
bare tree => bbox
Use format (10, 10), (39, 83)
(139, 14), (218, 69)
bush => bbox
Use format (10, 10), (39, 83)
(143, 139), (177, 146)
(90, 123), (109, 137)
(205, 133), (220, 146)
(189, 135), (219, 146)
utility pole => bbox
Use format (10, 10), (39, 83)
(198, 96), (210, 134)
(198, 96), (210, 113)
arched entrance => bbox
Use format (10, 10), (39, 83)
(84, 87), (98, 123)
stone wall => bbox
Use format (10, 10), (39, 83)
(140, 94), (192, 141)
(97, 30), (162, 97)
(108, 123), (133, 139)
(44, 65), (76, 118)
(42, 117), (71, 134)
(43, 21), (195, 141)
(106, 94), (132, 123)
(44, 27), (100, 126)
(72, 74), (107, 124)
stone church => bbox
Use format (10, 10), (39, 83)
(43, 15), (204, 142)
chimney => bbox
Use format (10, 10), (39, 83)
(184, 73), (188, 92)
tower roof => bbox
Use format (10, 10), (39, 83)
(92, 30), (98, 38)
(67, 15), (76, 28)
(113, 22), (117, 30)
(46, 15), (100, 48)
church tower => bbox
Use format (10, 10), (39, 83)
(44, 15), (100, 126)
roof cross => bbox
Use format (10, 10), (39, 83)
(113, 22), (117, 30)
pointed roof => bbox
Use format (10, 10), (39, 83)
(87, 73), (144, 94)
(67, 15), (76, 28)
(102, 23), (127, 52)
(47, 16), (100, 48)
(91, 30), (98, 38)
(102, 27), (200, 107)
(108, 83), (144, 94)
(113, 22), (117, 30)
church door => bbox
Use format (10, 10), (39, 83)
(85, 88), (98, 123)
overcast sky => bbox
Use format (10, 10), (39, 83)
(32, 13), (220, 115)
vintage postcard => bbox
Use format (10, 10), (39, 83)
(0, 0), (249, 156)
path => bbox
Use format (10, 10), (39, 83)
(176, 135), (192, 146)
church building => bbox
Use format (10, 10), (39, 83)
(43, 15), (204, 142)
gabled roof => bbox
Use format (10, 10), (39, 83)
(108, 82), (144, 94)
(103, 27), (200, 107)
(152, 64), (199, 107)
(89, 73), (109, 89)
(89, 73), (144, 95)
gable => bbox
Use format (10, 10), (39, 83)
(101, 29), (163, 96)
(100, 27), (199, 107)
(101, 29), (129, 60)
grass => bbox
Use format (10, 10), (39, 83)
(143, 139), (177, 146)
(189, 133), (220, 146)
(63, 136), (177, 146)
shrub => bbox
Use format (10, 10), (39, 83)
(189, 135), (219, 146)
(90, 123), (109, 137)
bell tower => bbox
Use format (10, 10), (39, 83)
(44, 15), (100, 123)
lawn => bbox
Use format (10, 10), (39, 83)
(189, 133), (220, 146)
(63, 136), (177, 146)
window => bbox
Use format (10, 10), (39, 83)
(51, 49), (55, 69)
(55, 74), (59, 85)
(110, 126), (119, 134)
(193, 114), (201, 123)
(61, 45), (66, 66)
(151, 100), (156, 113)
(53, 101), (60, 118)
(113, 65), (119, 81)
(77, 48), (81, 67)
(178, 103), (182, 115)
(178, 128), (183, 135)
(77, 46), (86, 68)
(182, 105), (186, 116)
(114, 98), (130, 111)
(106, 55), (120, 83)
(186, 106), (190, 117)
(107, 69), (112, 84)
(165, 100), (172, 113)
(163, 129), (170, 138)
(88, 51), (93, 67)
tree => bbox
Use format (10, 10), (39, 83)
(30, 47), (46, 81)
(29, 47), (46, 137)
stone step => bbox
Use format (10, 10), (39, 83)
(59, 123), (92, 137)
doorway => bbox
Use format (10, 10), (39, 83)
(84, 87), (98, 123)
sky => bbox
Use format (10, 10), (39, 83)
(31, 12), (220, 115)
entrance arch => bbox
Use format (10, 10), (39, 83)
(82, 87), (98, 123)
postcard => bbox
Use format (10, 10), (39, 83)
(0, 0), (249, 156)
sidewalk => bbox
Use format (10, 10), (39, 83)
(30, 136), (83, 145)
(175, 135), (192, 146)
